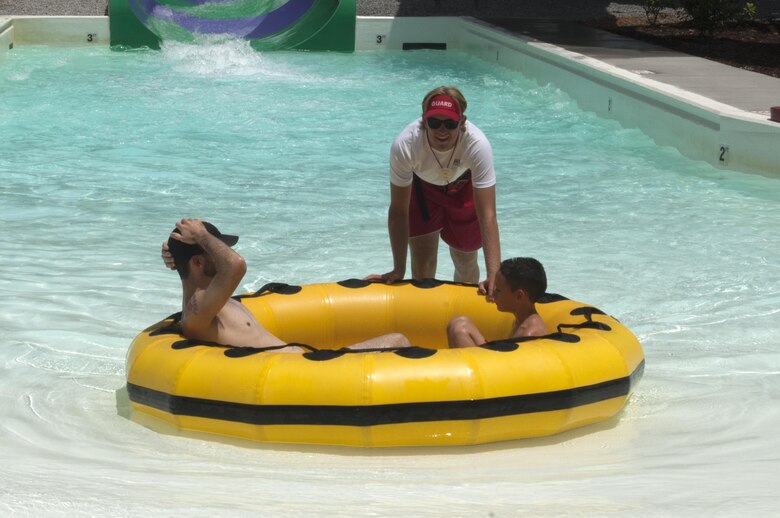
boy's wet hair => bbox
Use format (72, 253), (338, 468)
(499, 257), (547, 302)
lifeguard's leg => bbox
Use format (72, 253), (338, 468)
(347, 333), (411, 350)
(410, 231), (440, 279)
(447, 316), (486, 348)
(449, 247), (479, 283)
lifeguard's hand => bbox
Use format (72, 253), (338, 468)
(161, 241), (175, 270)
(478, 278), (495, 302)
(364, 271), (404, 284)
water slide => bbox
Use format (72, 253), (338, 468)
(109, 0), (355, 51)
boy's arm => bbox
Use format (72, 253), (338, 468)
(175, 219), (247, 336)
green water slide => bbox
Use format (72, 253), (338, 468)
(109, 0), (355, 51)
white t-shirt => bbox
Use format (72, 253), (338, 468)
(389, 118), (496, 188)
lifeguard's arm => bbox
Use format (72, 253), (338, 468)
(365, 183), (411, 284)
(473, 185), (501, 300)
(174, 219), (247, 336)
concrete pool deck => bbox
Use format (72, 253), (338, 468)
(1, 14), (778, 177)
(475, 18), (780, 176)
(485, 18), (779, 120)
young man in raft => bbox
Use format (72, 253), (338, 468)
(162, 218), (410, 352)
(447, 257), (549, 347)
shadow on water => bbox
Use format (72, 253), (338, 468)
(116, 386), (626, 457)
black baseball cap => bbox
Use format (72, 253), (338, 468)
(167, 221), (239, 270)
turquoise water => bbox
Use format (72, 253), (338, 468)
(1, 41), (779, 515)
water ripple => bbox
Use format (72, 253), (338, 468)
(1, 44), (779, 516)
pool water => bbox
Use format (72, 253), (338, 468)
(1, 41), (778, 515)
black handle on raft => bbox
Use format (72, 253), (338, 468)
(224, 342), (318, 357)
(344, 278), (480, 289)
(557, 321), (612, 332)
(234, 282), (303, 299)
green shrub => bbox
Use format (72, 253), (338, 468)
(679, 0), (744, 33)
(742, 2), (757, 20)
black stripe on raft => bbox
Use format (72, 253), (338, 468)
(127, 360), (644, 427)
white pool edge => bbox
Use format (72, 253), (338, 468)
(2, 15), (778, 178)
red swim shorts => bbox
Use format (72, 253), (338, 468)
(408, 173), (482, 252)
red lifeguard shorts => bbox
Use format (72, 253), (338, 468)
(408, 173), (482, 252)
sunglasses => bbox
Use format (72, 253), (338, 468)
(426, 117), (459, 130)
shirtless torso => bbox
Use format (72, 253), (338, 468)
(512, 313), (549, 339)
(182, 292), (302, 352)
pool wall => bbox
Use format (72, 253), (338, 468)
(2, 15), (778, 178)
(358, 16), (780, 178)
(0, 16), (109, 48)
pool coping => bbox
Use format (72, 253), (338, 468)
(2, 15), (779, 179)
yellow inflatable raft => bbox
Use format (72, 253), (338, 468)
(126, 279), (644, 447)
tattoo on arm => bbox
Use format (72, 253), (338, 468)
(187, 297), (199, 315)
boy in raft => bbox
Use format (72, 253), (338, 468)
(447, 257), (549, 348)
(162, 218), (410, 352)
